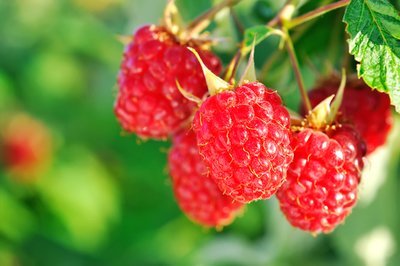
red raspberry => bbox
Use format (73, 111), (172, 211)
(192, 82), (294, 203)
(168, 129), (243, 227)
(277, 125), (366, 234)
(115, 25), (221, 139)
(302, 78), (392, 154)
(0, 114), (52, 181)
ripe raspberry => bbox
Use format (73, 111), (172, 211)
(302, 77), (392, 154)
(0, 114), (52, 181)
(277, 125), (366, 234)
(115, 25), (221, 139)
(192, 82), (293, 203)
(168, 129), (243, 227)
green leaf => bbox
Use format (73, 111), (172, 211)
(242, 25), (283, 55)
(343, 0), (400, 112)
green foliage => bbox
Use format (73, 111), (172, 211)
(0, 188), (35, 242)
(35, 147), (120, 252)
(343, 0), (400, 112)
(0, 72), (15, 112)
(242, 25), (282, 55)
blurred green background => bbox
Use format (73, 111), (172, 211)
(0, 0), (399, 265)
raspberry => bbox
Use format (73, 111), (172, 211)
(277, 125), (366, 234)
(302, 77), (392, 154)
(168, 129), (243, 227)
(0, 114), (51, 181)
(193, 82), (294, 203)
(115, 25), (221, 139)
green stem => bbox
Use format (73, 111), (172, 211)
(284, 28), (312, 113)
(287, 0), (350, 29)
(230, 7), (245, 36)
(224, 49), (242, 83)
(259, 17), (315, 78)
(267, 0), (293, 27)
(186, 0), (241, 36)
(223, 0), (294, 83)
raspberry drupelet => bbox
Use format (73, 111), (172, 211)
(169, 129), (243, 228)
(115, 25), (221, 139)
(193, 82), (294, 203)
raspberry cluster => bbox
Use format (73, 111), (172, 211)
(114, 7), (387, 233)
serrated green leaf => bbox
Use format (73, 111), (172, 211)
(343, 0), (400, 112)
(242, 25), (283, 55)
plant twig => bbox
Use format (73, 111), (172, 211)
(259, 19), (314, 78)
(287, 0), (350, 29)
(223, 0), (294, 83)
(267, 0), (292, 27)
(186, 0), (242, 36)
(224, 49), (242, 83)
(230, 7), (245, 36)
(284, 28), (312, 113)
